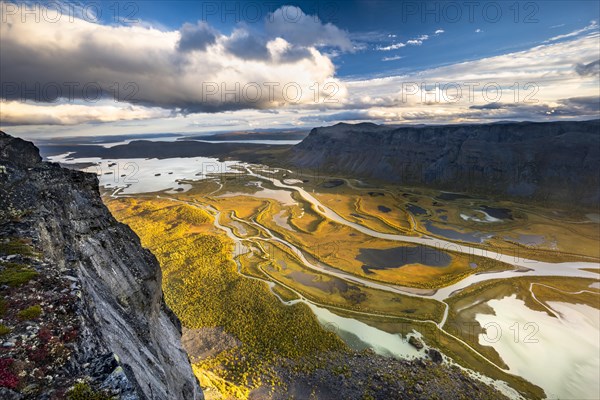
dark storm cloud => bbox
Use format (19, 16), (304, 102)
(279, 46), (313, 63)
(178, 21), (218, 52)
(575, 60), (600, 76)
(468, 102), (506, 110)
(469, 97), (600, 117)
(556, 96), (600, 114)
(0, 3), (341, 115)
(224, 30), (271, 61)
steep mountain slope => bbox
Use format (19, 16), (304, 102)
(285, 120), (600, 206)
(0, 132), (202, 399)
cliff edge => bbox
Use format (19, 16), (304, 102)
(0, 131), (202, 399)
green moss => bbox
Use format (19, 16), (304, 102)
(67, 382), (113, 400)
(17, 305), (42, 320)
(332, 365), (351, 378)
(0, 238), (36, 257)
(0, 323), (11, 336)
(0, 263), (38, 287)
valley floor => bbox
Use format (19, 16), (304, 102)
(101, 162), (599, 400)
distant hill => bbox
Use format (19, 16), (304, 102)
(285, 120), (600, 206)
(32, 120), (600, 207)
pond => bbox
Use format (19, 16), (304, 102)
(479, 205), (513, 220)
(357, 245), (452, 274)
(308, 303), (425, 359)
(437, 192), (472, 201)
(273, 210), (295, 231)
(285, 270), (350, 294)
(504, 234), (545, 246)
(460, 210), (501, 223)
(320, 179), (344, 188)
(407, 204), (427, 216)
(219, 182), (297, 206)
(425, 221), (491, 244)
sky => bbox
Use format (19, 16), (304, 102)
(0, 0), (599, 139)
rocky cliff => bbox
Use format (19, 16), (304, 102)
(0, 132), (202, 399)
(286, 120), (600, 206)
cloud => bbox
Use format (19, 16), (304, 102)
(546, 20), (599, 42)
(224, 28), (271, 60)
(378, 42), (406, 51)
(177, 21), (217, 52)
(406, 39), (424, 45)
(556, 96), (600, 115)
(466, 96), (600, 119)
(299, 109), (399, 123)
(575, 59), (600, 77)
(328, 34), (600, 124)
(435, 29), (445, 35)
(2, 1), (599, 133)
(299, 110), (371, 122)
(475, 29), (482, 33)
(0, 2), (346, 117)
(382, 55), (402, 62)
(378, 33), (431, 50)
(0, 100), (170, 125)
(371, 96), (599, 123)
(279, 45), (314, 63)
(265, 6), (352, 51)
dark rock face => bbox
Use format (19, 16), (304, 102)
(275, 351), (509, 400)
(408, 336), (424, 350)
(427, 349), (443, 364)
(0, 131), (202, 399)
(0, 132), (41, 167)
(286, 120), (600, 206)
